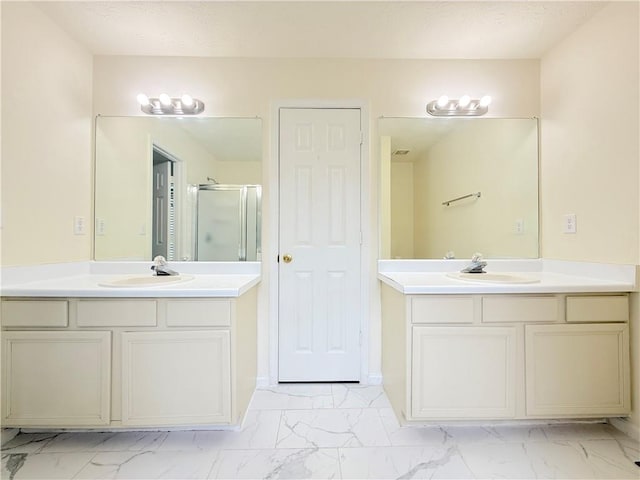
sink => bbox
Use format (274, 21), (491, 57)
(447, 272), (540, 284)
(99, 275), (195, 288)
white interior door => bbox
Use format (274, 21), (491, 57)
(278, 107), (362, 382)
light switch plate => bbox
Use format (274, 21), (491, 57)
(74, 216), (86, 235)
(563, 214), (577, 234)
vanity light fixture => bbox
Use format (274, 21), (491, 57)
(427, 94), (491, 117)
(137, 93), (205, 115)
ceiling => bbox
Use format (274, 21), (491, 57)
(34, 1), (607, 59)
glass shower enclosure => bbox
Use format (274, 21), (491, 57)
(192, 184), (261, 261)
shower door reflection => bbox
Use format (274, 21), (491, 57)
(193, 184), (261, 261)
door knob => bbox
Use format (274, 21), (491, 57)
(282, 254), (293, 264)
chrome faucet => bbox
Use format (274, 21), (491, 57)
(151, 255), (179, 276)
(461, 253), (487, 274)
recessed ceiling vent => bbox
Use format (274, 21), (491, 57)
(393, 149), (411, 156)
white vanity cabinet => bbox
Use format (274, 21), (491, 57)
(412, 326), (516, 418)
(525, 323), (629, 416)
(0, 287), (258, 428)
(2, 330), (111, 426)
(381, 285), (631, 422)
(121, 330), (230, 425)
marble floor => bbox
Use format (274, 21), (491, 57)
(1, 383), (639, 479)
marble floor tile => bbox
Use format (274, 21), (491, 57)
(331, 384), (391, 409)
(251, 384), (334, 410)
(442, 425), (549, 445)
(1, 451), (95, 479)
(542, 422), (616, 441)
(2, 387), (639, 480)
(576, 439), (640, 479)
(158, 410), (282, 451)
(31, 432), (134, 454)
(338, 445), (474, 479)
(208, 448), (341, 479)
(457, 442), (544, 479)
(86, 432), (169, 452)
(1, 433), (63, 454)
(379, 408), (453, 447)
(276, 408), (391, 449)
(74, 450), (218, 479)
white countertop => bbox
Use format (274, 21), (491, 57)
(1, 274), (261, 298)
(1, 262), (261, 298)
(378, 259), (637, 294)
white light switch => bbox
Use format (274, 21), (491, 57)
(74, 216), (86, 235)
(563, 214), (577, 234)
(515, 219), (524, 234)
(96, 218), (106, 236)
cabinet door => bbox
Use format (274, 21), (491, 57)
(121, 330), (230, 425)
(525, 324), (630, 416)
(411, 326), (516, 419)
(2, 331), (111, 426)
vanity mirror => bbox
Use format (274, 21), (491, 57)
(380, 117), (538, 259)
(94, 116), (262, 261)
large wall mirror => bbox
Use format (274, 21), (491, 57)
(380, 117), (539, 259)
(95, 116), (262, 261)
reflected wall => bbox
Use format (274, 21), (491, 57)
(380, 117), (539, 259)
(94, 116), (262, 261)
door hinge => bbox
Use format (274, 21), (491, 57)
(360, 131), (364, 145)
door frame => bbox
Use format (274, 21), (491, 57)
(268, 99), (371, 385)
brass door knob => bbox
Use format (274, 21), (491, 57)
(282, 254), (293, 263)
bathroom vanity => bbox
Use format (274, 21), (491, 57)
(0, 263), (260, 429)
(379, 260), (636, 423)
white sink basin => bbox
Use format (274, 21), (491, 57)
(447, 272), (540, 284)
(99, 275), (194, 288)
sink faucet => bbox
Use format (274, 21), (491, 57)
(151, 255), (179, 276)
(461, 253), (487, 274)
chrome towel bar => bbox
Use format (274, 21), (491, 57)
(442, 191), (481, 206)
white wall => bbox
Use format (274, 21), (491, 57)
(540, 3), (639, 265)
(1, 2), (93, 266)
(92, 56), (540, 382)
(541, 2), (640, 434)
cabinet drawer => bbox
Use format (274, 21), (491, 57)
(566, 295), (628, 323)
(166, 300), (231, 327)
(411, 296), (474, 324)
(482, 296), (560, 323)
(1, 300), (68, 327)
(77, 300), (156, 327)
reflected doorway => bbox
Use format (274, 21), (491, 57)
(152, 146), (180, 260)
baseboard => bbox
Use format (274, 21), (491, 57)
(367, 373), (383, 385)
(255, 376), (271, 388)
(609, 417), (640, 441)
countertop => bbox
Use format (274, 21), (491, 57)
(1, 274), (261, 298)
(0, 262), (261, 298)
(378, 259), (637, 294)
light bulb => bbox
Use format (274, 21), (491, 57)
(479, 95), (492, 107)
(136, 93), (149, 106)
(458, 95), (471, 108)
(436, 95), (449, 108)
(181, 94), (193, 106)
(159, 93), (171, 106)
